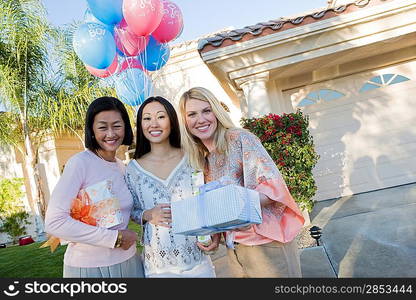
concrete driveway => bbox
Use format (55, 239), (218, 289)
(310, 182), (416, 277)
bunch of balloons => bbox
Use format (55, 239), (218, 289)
(73, 0), (183, 106)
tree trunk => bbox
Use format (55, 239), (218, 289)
(21, 115), (46, 240)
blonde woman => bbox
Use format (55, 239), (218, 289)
(178, 87), (305, 278)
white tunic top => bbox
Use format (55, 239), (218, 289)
(125, 155), (215, 277)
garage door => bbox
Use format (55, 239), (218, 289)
(283, 62), (416, 201)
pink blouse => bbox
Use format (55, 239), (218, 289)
(45, 150), (136, 267)
(205, 128), (304, 245)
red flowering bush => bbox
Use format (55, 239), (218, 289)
(241, 110), (319, 212)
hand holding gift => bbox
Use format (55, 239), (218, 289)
(142, 203), (171, 228)
(171, 178), (262, 236)
(196, 233), (221, 253)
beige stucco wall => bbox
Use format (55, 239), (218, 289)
(0, 144), (23, 179)
(37, 136), (61, 207)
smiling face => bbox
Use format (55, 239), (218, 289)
(92, 110), (125, 156)
(141, 101), (171, 144)
(184, 98), (218, 149)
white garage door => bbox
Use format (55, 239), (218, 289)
(284, 62), (416, 201)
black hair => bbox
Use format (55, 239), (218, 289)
(84, 96), (133, 151)
(134, 96), (181, 159)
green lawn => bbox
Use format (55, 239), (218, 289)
(0, 221), (143, 278)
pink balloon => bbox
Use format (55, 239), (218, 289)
(152, 0), (183, 43)
(114, 19), (149, 56)
(119, 57), (144, 73)
(123, 0), (163, 37)
(85, 55), (118, 78)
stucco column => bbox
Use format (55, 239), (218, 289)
(235, 90), (248, 118)
(235, 72), (272, 118)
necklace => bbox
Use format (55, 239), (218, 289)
(95, 149), (117, 163)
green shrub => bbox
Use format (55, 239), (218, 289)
(0, 177), (29, 243)
(0, 177), (25, 218)
(0, 211), (30, 244)
(241, 110), (319, 212)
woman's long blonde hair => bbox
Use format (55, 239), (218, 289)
(178, 87), (236, 170)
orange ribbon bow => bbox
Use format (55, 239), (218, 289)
(70, 192), (97, 227)
(40, 191), (97, 253)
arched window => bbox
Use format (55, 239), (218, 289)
(297, 89), (345, 107)
(359, 74), (410, 93)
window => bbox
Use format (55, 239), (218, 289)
(297, 89), (345, 107)
(359, 74), (410, 93)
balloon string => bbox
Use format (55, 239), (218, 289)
(138, 38), (150, 101)
(133, 36), (144, 107)
(115, 27), (141, 109)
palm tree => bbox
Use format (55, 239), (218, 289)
(0, 0), (54, 237)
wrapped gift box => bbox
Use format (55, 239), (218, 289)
(82, 180), (123, 228)
(42, 180), (123, 252)
(171, 183), (262, 236)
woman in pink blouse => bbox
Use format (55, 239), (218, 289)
(178, 87), (305, 277)
(45, 97), (144, 278)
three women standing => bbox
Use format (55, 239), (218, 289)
(45, 89), (304, 278)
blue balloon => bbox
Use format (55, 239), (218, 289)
(73, 22), (116, 69)
(139, 36), (170, 71)
(83, 8), (114, 34)
(87, 0), (123, 25)
(114, 68), (153, 106)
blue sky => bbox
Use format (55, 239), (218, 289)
(42, 0), (329, 43)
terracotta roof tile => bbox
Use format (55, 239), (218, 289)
(198, 0), (391, 53)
